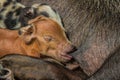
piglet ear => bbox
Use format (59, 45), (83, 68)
(28, 16), (46, 24)
(18, 25), (36, 44)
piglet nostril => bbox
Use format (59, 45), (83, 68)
(71, 45), (77, 52)
(67, 45), (77, 54)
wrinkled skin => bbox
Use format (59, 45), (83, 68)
(0, 0), (119, 80)
(21, 0), (120, 79)
(88, 46), (120, 80)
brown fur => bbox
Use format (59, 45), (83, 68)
(20, 0), (120, 79)
(0, 16), (74, 62)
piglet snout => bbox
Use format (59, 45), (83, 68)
(66, 45), (77, 54)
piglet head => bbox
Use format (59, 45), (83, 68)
(19, 16), (76, 62)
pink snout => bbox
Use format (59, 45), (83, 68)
(58, 44), (77, 61)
